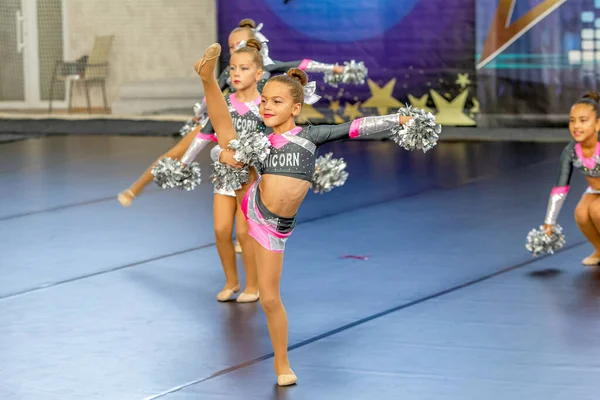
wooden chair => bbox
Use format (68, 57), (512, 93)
(49, 35), (114, 113)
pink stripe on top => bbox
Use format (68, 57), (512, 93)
(550, 186), (569, 195)
(298, 59), (311, 71)
(229, 93), (261, 116)
(196, 132), (217, 143)
(349, 118), (363, 139)
(575, 142), (600, 169)
(268, 127), (302, 149)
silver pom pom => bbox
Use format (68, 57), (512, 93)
(525, 224), (566, 257)
(323, 60), (368, 87)
(228, 130), (272, 166)
(323, 72), (342, 88)
(178, 118), (200, 137)
(179, 162), (202, 191)
(311, 153), (349, 194)
(390, 105), (441, 153)
(152, 157), (202, 191)
(152, 157), (187, 189)
(211, 161), (250, 192)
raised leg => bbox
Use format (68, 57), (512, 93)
(194, 44), (238, 149)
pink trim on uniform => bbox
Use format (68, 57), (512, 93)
(267, 127), (303, 149)
(240, 183), (292, 253)
(298, 59), (311, 71)
(575, 142), (600, 169)
(550, 186), (569, 195)
(196, 132), (217, 142)
(228, 93), (261, 116)
(349, 119), (363, 139)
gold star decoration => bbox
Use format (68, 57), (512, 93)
(328, 100), (341, 114)
(343, 102), (363, 121)
(334, 114), (346, 124)
(429, 89), (475, 126)
(361, 78), (402, 115)
(455, 73), (471, 89)
(299, 104), (324, 121)
(408, 94), (432, 113)
(470, 97), (480, 114)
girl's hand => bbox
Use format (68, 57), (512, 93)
(400, 116), (413, 125)
(219, 149), (244, 169)
(333, 65), (344, 74)
(544, 224), (553, 236)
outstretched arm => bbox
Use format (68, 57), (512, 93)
(309, 114), (411, 146)
(266, 59), (344, 75)
(121, 125), (201, 200)
(544, 144), (574, 230)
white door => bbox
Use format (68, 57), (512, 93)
(0, 0), (67, 110)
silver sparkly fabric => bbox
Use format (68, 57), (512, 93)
(311, 153), (349, 194)
(526, 224), (566, 257)
(213, 185), (236, 197)
(181, 136), (211, 165)
(304, 60), (336, 73)
(544, 192), (567, 225)
(244, 180), (289, 252)
(356, 114), (401, 137)
(210, 145), (223, 162)
(283, 133), (316, 154)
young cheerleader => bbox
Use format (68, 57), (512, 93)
(194, 43), (417, 386)
(542, 92), (600, 265)
(175, 39), (267, 302)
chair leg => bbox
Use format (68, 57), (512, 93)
(84, 81), (91, 114)
(101, 81), (108, 114)
(68, 80), (74, 113)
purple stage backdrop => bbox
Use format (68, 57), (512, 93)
(217, 0), (477, 126)
(476, 0), (596, 125)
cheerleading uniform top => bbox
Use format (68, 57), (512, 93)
(260, 114), (401, 182)
(181, 93), (267, 164)
(545, 140), (600, 224)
